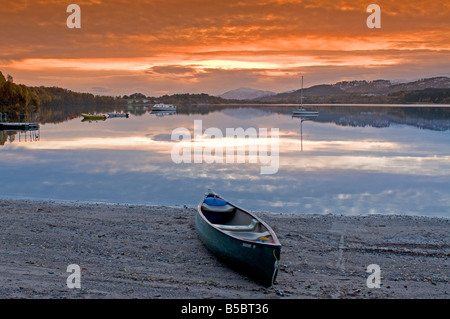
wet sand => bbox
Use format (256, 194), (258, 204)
(0, 199), (448, 299)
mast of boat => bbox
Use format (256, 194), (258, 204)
(300, 118), (303, 151)
(300, 75), (304, 110)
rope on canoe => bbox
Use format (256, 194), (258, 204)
(271, 249), (280, 287)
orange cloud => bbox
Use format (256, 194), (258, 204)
(0, 0), (448, 95)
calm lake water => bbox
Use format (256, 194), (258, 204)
(1, 105), (449, 217)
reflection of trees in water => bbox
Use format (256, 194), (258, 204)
(312, 106), (450, 131)
(184, 105), (450, 131)
(38, 98), (126, 125)
(0, 130), (12, 145)
(175, 104), (450, 131)
(16, 101), (450, 131)
(0, 127), (40, 146)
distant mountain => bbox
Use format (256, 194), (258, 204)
(333, 77), (450, 94)
(334, 79), (391, 94)
(388, 77), (450, 93)
(255, 77), (450, 104)
(219, 87), (276, 100)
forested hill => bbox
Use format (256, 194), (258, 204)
(255, 77), (450, 104)
(1, 70), (449, 125)
(0, 71), (124, 123)
(0, 72), (39, 117)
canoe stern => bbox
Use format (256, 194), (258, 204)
(196, 210), (281, 287)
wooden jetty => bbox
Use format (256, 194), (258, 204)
(0, 123), (40, 131)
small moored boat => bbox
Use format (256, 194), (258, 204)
(150, 110), (176, 117)
(196, 191), (281, 287)
(152, 103), (177, 112)
(292, 75), (319, 117)
(292, 109), (319, 117)
(81, 113), (107, 121)
(108, 112), (129, 118)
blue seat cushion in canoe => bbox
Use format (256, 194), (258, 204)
(204, 197), (227, 207)
(202, 197), (234, 223)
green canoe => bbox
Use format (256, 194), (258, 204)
(196, 192), (281, 287)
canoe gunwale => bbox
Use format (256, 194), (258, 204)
(195, 196), (282, 287)
(196, 200), (281, 247)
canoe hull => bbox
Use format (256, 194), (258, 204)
(196, 202), (281, 287)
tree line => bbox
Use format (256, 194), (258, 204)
(0, 72), (39, 120)
(1, 70), (449, 125)
(256, 88), (450, 104)
(0, 71), (125, 123)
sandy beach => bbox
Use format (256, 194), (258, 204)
(0, 198), (448, 299)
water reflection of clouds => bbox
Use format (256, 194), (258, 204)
(14, 136), (166, 151)
(280, 155), (450, 176)
(1, 109), (449, 217)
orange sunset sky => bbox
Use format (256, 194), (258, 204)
(0, 0), (449, 96)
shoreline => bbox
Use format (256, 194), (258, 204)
(0, 198), (448, 299)
(199, 103), (450, 108)
(2, 196), (448, 219)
